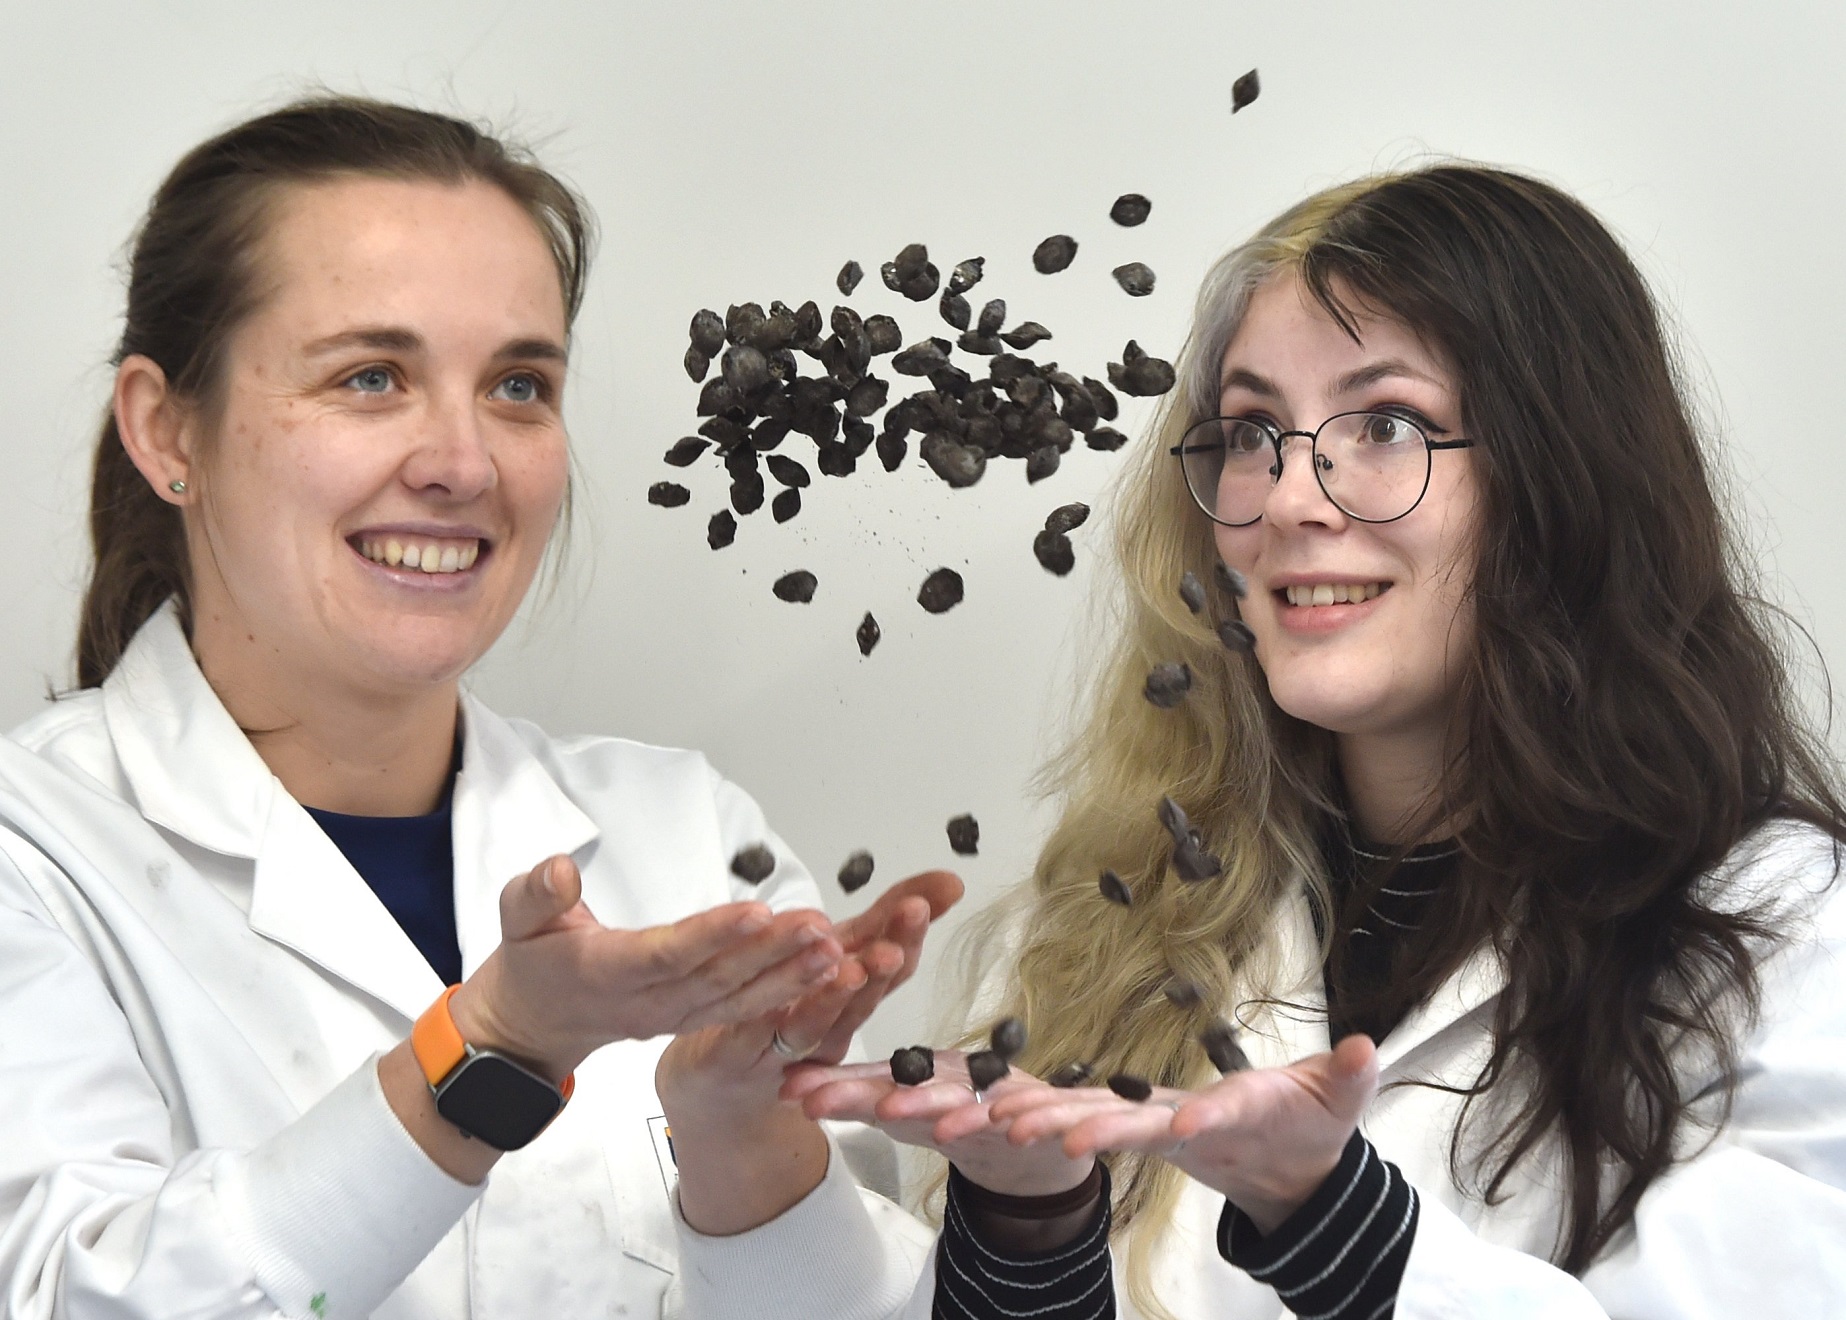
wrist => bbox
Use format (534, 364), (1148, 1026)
(953, 1153), (1097, 1200)
(1232, 1142), (1351, 1236)
(674, 1101), (829, 1235)
(449, 965), (581, 1083)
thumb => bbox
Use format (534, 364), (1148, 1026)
(500, 855), (583, 942)
(1325, 1034), (1381, 1120)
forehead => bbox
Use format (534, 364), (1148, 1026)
(251, 175), (567, 337)
(1219, 273), (1451, 399)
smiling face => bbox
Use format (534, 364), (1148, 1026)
(179, 175), (570, 709)
(1213, 274), (1480, 749)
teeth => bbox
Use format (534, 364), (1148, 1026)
(1285, 582), (1385, 606)
(358, 537), (483, 574)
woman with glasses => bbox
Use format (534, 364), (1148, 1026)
(790, 165), (1846, 1318)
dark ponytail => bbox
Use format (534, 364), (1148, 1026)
(76, 94), (594, 687)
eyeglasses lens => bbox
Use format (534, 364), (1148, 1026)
(1180, 412), (1432, 524)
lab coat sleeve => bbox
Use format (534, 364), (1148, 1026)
(0, 842), (480, 1320)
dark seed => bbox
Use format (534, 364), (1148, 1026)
(990, 1017), (1028, 1060)
(1217, 620), (1257, 652)
(1048, 1061), (1094, 1088)
(845, 375), (889, 418)
(1045, 502), (1090, 534)
(1112, 262), (1156, 297)
(1033, 234), (1078, 274)
(1201, 1018), (1252, 1073)
(722, 346), (772, 395)
(948, 257), (985, 295)
(648, 481), (691, 508)
(724, 303), (765, 348)
(684, 346), (711, 382)
(976, 298), (1006, 336)
(730, 844), (776, 884)
(1000, 322), (1053, 350)
(1231, 68), (1261, 113)
(837, 260), (864, 295)
(1214, 563), (1250, 598)
(856, 612), (881, 656)
(706, 510), (737, 550)
(921, 433), (987, 488)
(664, 436), (709, 467)
(730, 474), (765, 516)
(1110, 193), (1152, 227)
(876, 430), (907, 472)
(1144, 662), (1193, 708)
(772, 488), (801, 523)
(890, 1045), (935, 1085)
(957, 331), (1004, 356)
(892, 340), (952, 377)
(773, 570), (818, 603)
(864, 315), (903, 355)
(946, 812), (979, 855)
(766, 454), (810, 488)
(1157, 796), (1191, 845)
(1179, 571), (1207, 614)
(1163, 977), (1205, 1009)
(1085, 426), (1127, 451)
(794, 300), (824, 345)
(1108, 340), (1177, 397)
(1173, 836), (1224, 882)
(1033, 529), (1075, 576)
(1083, 377), (1120, 421)
(940, 291), (971, 331)
(918, 568), (965, 614)
(1107, 1073), (1153, 1102)
(1099, 869), (1132, 907)
(966, 1049), (1010, 1092)
(892, 242), (929, 275)
(689, 309), (726, 356)
(838, 850), (875, 894)
(1026, 446), (1061, 484)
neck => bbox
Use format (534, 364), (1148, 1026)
(1335, 722), (1455, 846)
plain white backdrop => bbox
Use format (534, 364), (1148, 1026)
(1, 1), (1842, 1057)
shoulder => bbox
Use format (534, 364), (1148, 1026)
(5, 690), (131, 802)
(481, 708), (725, 802)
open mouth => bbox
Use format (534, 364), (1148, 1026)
(351, 534), (486, 576)
(1278, 582), (1389, 607)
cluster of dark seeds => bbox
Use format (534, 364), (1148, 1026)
(1107, 1073), (1154, 1102)
(1200, 1017), (1251, 1074)
(1232, 69), (1261, 113)
(838, 850), (875, 895)
(946, 813), (980, 856)
(729, 844), (776, 885)
(890, 1045), (935, 1085)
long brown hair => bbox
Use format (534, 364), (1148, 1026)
(958, 164), (1844, 1306)
(78, 94), (594, 688)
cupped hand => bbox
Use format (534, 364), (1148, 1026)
(451, 855), (844, 1078)
(783, 1050), (1095, 1198)
(987, 1035), (1380, 1233)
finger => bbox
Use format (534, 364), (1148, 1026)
(624, 901), (777, 983)
(1062, 1105), (1183, 1159)
(676, 939), (844, 1032)
(931, 1100), (1006, 1145)
(806, 944), (906, 1061)
(1326, 1033), (1381, 1119)
(795, 1074), (900, 1122)
(999, 1093), (1133, 1143)
(835, 871), (964, 950)
(664, 909), (834, 1002)
(498, 855), (584, 941)
(779, 1059), (893, 1102)
(875, 1078), (987, 1124)
(768, 959), (871, 1060)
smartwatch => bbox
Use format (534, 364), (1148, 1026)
(411, 985), (575, 1151)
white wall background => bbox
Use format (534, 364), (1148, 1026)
(1, 1), (1842, 1057)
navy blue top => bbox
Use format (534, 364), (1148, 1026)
(306, 783), (463, 987)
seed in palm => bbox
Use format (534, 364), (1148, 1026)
(1218, 620), (1257, 652)
(838, 850), (875, 894)
(1033, 234), (1078, 274)
(946, 812), (979, 855)
(1107, 1073), (1152, 1102)
(689, 308), (726, 357)
(1033, 529), (1075, 576)
(772, 488), (801, 523)
(890, 1045), (935, 1085)
(1048, 1061), (1093, 1088)
(918, 568), (965, 614)
(966, 1049), (1010, 1092)
(948, 257), (985, 295)
(856, 612), (881, 656)
(1179, 571), (1207, 614)
(1045, 502), (1090, 535)
(707, 510), (737, 550)
(1112, 262), (1156, 297)
(730, 844), (776, 885)
(990, 1017), (1028, 1061)
(1109, 193), (1152, 227)
(1200, 1018), (1252, 1074)
(664, 436), (708, 467)
(1173, 834), (1224, 882)
(1163, 977), (1205, 1009)
(1214, 562), (1250, 598)
(647, 482), (691, 508)
(773, 570), (818, 603)
(1231, 68), (1261, 113)
(1144, 662), (1193, 708)
(837, 260), (864, 295)
(1098, 868), (1133, 907)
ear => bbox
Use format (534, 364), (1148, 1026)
(114, 355), (197, 505)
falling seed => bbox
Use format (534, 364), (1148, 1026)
(939, 291), (971, 331)
(1099, 869), (1133, 907)
(730, 474), (765, 516)
(876, 430), (907, 472)
(1085, 426), (1127, 452)
(1108, 340), (1178, 397)
(664, 436), (708, 467)
(856, 612), (881, 656)
(966, 1049), (1010, 1092)
(890, 1045), (935, 1085)
(773, 570), (818, 603)
(946, 812), (979, 855)
(1000, 322), (1053, 350)
(1214, 562), (1250, 598)
(1107, 1073), (1153, 1102)
(837, 260), (864, 295)
(918, 568), (965, 614)
(1112, 262), (1157, 297)
(722, 346), (773, 395)
(920, 433), (987, 488)
(1163, 978), (1205, 1009)
(730, 844), (776, 884)
(706, 510), (737, 550)
(1217, 620), (1257, 652)
(1033, 529), (1075, 576)
(948, 257), (985, 295)
(1083, 377), (1120, 421)
(1045, 502), (1090, 535)
(647, 482), (691, 508)
(1026, 446), (1061, 484)
(1110, 193), (1152, 227)
(690, 309), (726, 356)
(958, 331), (1004, 356)
(1157, 795), (1191, 846)
(684, 346), (711, 382)
(772, 488), (801, 523)
(864, 315), (903, 355)
(990, 1017), (1028, 1060)
(838, 850), (875, 894)
(766, 454), (811, 488)
(1173, 835), (1224, 882)
(1201, 1018), (1252, 1074)
(1048, 1061), (1093, 1088)
(976, 298), (1006, 337)
(845, 375), (889, 418)
(1179, 571), (1207, 613)
(1144, 662), (1193, 708)
(892, 340), (952, 376)
(1033, 234), (1078, 274)
(1231, 68), (1261, 113)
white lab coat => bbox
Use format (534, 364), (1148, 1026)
(0, 604), (931, 1320)
(880, 818), (1846, 1318)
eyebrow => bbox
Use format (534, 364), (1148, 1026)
(1218, 358), (1441, 403)
(301, 326), (568, 365)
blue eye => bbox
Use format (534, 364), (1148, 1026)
(490, 373), (544, 404)
(346, 367), (394, 394)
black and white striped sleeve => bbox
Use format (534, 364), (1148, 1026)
(933, 1165), (1116, 1320)
(1217, 1132), (1418, 1320)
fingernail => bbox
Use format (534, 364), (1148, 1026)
(738, 906), (771, 933)
(537, 859), (556, 895)
(797, 925), (826, 946)
(803, 949), (837, 974)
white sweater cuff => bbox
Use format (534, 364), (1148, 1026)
(672, 1136), (929, 1318)
(212, 1055), (483, 1319)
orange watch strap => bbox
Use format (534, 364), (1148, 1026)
(412, 985), (576, 1100)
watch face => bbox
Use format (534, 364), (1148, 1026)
(434, 1051), (565, 1151)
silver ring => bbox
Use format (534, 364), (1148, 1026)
(770, 1029), (813, 1061)
(968, 1083), (985, 1105)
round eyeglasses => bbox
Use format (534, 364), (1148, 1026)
(1171, 411), (1476, 527)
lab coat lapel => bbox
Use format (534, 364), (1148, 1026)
(1375, 941), (1505, 1078)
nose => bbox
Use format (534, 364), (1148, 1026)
(1262, 432), (1345, 530)
(401, 387), (497, 501)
